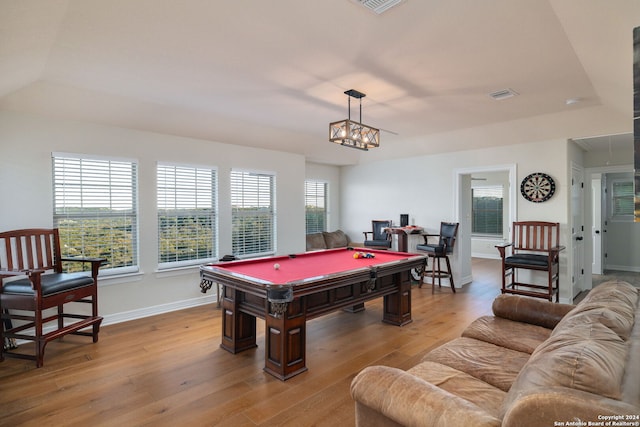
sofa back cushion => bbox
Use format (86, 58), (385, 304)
(554, 280), (637, 340)
(501, 281), (638, 417)
(323, 230), (349, 248)
(306, 233), (327, 251)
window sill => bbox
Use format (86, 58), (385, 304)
(154, 264), (203, 278)
(99, 271), (145, 287)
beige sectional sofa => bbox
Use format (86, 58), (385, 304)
(351, 280), (640, 427)
(306, 229), (356, 251)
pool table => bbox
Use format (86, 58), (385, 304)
(199, 247), (426, 380)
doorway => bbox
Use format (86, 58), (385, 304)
(588, 168), (639, 277)
(575, 132), (639, 291)
(454, 164), (517, 287)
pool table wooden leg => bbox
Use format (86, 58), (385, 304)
(382, 272), (413, 326)
(220, 287), (257, 354)
(264, 298), (308, 381)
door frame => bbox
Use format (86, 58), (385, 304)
(583, 164), (633, 286)
(570, 162), (585, 299)
(454, 164), (517, 285)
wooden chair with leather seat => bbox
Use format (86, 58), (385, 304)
(416, 222), (459, 293)
(363, 220), (392, 250)
(495, 221), (564, 302)
(0, 228), (105, 367)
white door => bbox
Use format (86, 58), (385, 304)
(571, 164), (585, 298)
(591, 175), (602, 275)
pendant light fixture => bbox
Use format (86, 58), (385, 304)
(329, 89), (380, 151)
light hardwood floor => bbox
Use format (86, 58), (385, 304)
(0, 259), (503, 427)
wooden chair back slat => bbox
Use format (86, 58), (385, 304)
(0, 228), (61, 273)
(3, 236), (14, 271)
(513, 221), (559, 252)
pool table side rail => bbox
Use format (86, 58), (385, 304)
(199, 254), (425, 298)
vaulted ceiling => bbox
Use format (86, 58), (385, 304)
(1, 0), (639, 165)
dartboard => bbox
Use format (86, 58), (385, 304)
(520, 172), (555, 203)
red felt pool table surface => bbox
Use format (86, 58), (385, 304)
(209, 247), (415, 284)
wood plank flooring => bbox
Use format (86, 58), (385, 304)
(0, 258), (503, 427)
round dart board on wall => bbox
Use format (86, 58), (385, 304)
(520, 172), (556, 203)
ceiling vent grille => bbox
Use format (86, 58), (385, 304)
(489, 88), (519, 101)
(353, 0), (405, 14)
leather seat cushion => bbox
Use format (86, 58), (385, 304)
(2, 273), (95, 296)
(462, 315), (553, 354)
(422, 337), (531, 392)
(364, 239), (391, 248)
(416, 243), (446, 255)
(505, 253), (548, 267)
(408, 361), (507, 419)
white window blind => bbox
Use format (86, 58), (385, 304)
(472, 186), (504, 237)
(305, 180), (328, 234)
(157, 164), (218, 268)
(231, 170), (275, 256)
(52, 153), (138, 274)
(611, 179), (634, 217)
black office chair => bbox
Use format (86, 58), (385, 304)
(363, 220), (392, 250)
(416, 222), (459, 293)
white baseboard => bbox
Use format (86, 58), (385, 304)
(471, 253), (501, 260)
(603, 265), (640, 273)
(102, 294), (218, 327)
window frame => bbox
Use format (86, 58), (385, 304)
(305, 180), (328, 234)
(157, 162), (219, 270)
(609, 178), (634, 221)
(230, 169), (276, 258)
(52, 152), (139, 276)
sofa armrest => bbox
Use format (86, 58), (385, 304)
(502, 388), (640, 427)
(492, 294), (574, 330)
(351, 366), (501, 427)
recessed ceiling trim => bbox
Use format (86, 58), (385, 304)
(352, 0), (405, 14)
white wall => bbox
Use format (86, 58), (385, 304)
(0, 111), (306, 323)
(340, 139), (573, 301)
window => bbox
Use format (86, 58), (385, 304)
(611, 179), (634, 218)
(231, 170), (275, 256)
(52, 153), (138, 275)
(472, 186), (503, 237)
(157, 163), (217, 269)
(305, 180), (328, 234)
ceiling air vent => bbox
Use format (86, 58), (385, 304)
(353, 0), (405, 14)
(489, 88), (519, 101)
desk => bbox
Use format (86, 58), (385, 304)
(200, 248), (425, 380)
(385, 226), (424, 252)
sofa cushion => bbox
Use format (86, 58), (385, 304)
(306, 232), (327, 251)
(421, 337), (531, 392)
(554, 280), (638, 340)
(501, 282), (639, 418)
(491, 294), (574, 330)
(462, 316), (552, 354)
(408, 361), (507, 419)
(323, 230), (349, 248)
(502, 321), (627, 418)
